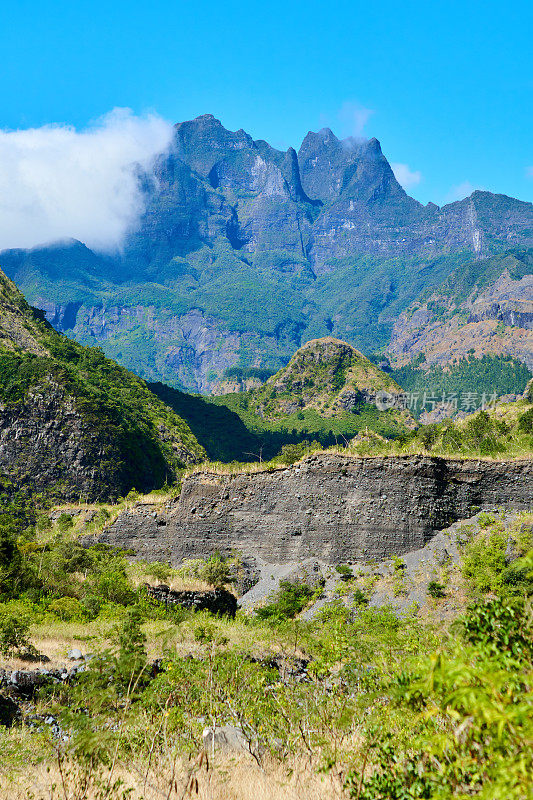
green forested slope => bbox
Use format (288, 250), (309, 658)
(0, 268), (206, 500)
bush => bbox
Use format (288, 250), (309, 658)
(462, 527), (507, 594)
(178, 554), (234, 589)
(427, 580), (446, 598)
(518, 407), (533, 434)
(477, 511), (496, 528)
(80, 594), (102, 620)
(0, 607), (31, 655)
(501, 551), (533, 595)
(0, 514), (36, 598)
(56, 513), (74, 532)
(48, 596), (84, 621)
(460, 595), (533, 661)
(144, 561), (174, 584)
(352, 588), (369, 606)
(335, 564), (354, 579)
(256, 581), (314, 620)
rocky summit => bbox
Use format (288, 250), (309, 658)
(1, 115), (532, 392)
(244, 337), (404, 419)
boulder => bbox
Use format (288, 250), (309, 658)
(144, 585), (237, 618)
(0, 694), (20, 727)
(202, 725), (259, 757)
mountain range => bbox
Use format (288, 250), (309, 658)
(0, 264), (411, 499)
(1, 114), (532, 392)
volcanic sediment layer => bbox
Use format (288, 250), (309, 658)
(98, 454), (533, 564)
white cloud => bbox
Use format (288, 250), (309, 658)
(445, 180), (486, 202)
(338, 101), (375, 138)
(391, 162), (422, 189)
(0, 108), (173, 252)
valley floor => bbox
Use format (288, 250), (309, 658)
(0, 503), (531, 800)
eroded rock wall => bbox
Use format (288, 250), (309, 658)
(99, 454), (532, 564)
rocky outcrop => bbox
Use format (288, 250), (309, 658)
(246, 337), (404, 419)
(388, 263), (533, 370)
(0, 381), (125, 501)
(98, 454), (533, 565)
(144, 584), (237, 617)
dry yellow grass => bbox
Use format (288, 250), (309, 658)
(0, 752), (348, 800)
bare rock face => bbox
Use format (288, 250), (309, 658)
(144, 584), (237, 617)
(0, 381), (126, 501)
(388, 261), (533, 371)
(99, 454), (532, 565)
(5, 116), (532, 394)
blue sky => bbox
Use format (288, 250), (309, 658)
(0, 0), (532, 208)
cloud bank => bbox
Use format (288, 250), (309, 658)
(0, 109), (173, 252)
(391, 162), (422, 189)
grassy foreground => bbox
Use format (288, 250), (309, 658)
(0, 497), (532, 799)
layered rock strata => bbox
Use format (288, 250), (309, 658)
(98, 454), (532, 564)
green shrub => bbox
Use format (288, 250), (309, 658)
(80, 593), (102, 620)
(86, 567), (136, 606)
(256, 581), (313, 620)
(48, 596), (84, 621)
(57, 513), (74, 532)
(0, 606), (31, 655)
(178, 554), (234, 589)
(143, 560), (174, 584)
(352, 588), (369, 606)
(335, 564), (353, 578)
(477, 511), (496, 528)
(427, 580), (446, 599)
(0, 513), (37, 598)
(200, 554), (234, 589)
(461, 527), (507, 594)
(501, 551), (533, 595)
(518, 407), (533, 434)
(460, 595), (533, 661)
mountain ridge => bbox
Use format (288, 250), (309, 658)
(0, 266), (206, 501)
(1, 114), (532, 392)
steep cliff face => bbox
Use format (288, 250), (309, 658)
(33, 304), (302, 394)
(99, 453), (533, 565)
(387, 250), (533, 370)
(2, 116), (533, 392)
(0, 381), (136, 501)
(0, 268), (206, 501)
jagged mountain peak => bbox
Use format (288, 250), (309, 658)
(2, 114), (532, 395)
(298, 125), (401, 203)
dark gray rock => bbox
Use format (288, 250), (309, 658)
(7, 670), (52, 699)
(144, 584), (237, 618)
(0, 694), (20, 727)
(99, 454), (532, 565)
